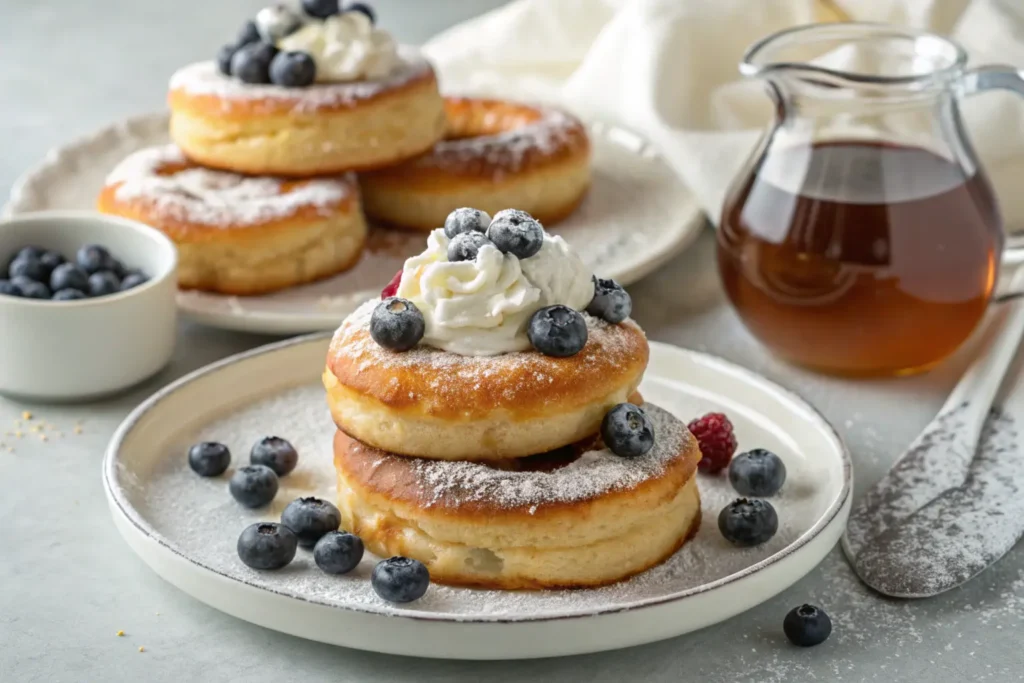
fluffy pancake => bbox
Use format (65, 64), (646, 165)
(324, 299), (649, 460)
(168, 50), (446, 176)
(333, 403), (702, 589)
(360, 97), (591, 231)
(97, 144), (366, 295)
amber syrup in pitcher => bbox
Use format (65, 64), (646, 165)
(718, 140), (1002, 376)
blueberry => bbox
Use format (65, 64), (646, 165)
(188, 441), (231, 477)
(49, 263), (89, 293)
(0, 280), (20, 297)
(255, 5), (302, 42)
(302, 0), (341, 19)
(587, 277), (632, 324)
(718, 498), (778, 547)
(39, 250), (65, 273)
(784, 604), (832, 647)
(236, 19), (261, 47)
(601, 403), (655, 457)
(13, 246), (45, 262)
(729, 448), (787, 498)
(346, 2), (376, 23)
(217, 44), (237, 76)
(52, 289), (87, 301)
(527, 305), (588, 357)
(281, 496), (342, 548)
(370, 297), (425, 351)
(250, 436), (299, 476)
(229, 464), (279, 508)
(447, 231), (493, 262)
(88, 271), (121, 297)
(237, 522), (298, 570)
(8, 256), (46, 282)
(314, 531), (364, 574)
(443, 207), (491, 239)
(230, 42), (279, 85)
(120, 272), (149, 291)
(486, 209), (544, 259)
(270, 51), (317, 88)
(75, 244), (115, 275)
(371, 556), (430, 603)
(15, 280), (50, 300)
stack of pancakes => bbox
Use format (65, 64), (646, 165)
(323, 300), (703, 590)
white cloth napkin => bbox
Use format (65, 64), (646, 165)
(423, 0), (1024, 230)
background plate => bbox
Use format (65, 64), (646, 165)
(5, 113), (703, 334)
(103, 336), (851, 659)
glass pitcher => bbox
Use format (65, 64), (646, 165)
(718, 23), (1024, 376)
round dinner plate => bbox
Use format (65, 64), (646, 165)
(103, 336), (851, 660)
(4, 113), (703, 335)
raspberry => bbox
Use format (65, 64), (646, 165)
(688, 412), (738, 474)
(381, 269), (402, 299)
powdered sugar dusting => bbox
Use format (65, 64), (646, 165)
(399, 403), (686, 510)
(106, 144), (353, 228)
(118, 378), (840, 621)
(169, 48), (431, 113)
(386, 100), (587, 181)
(849, 408), (1024, 597)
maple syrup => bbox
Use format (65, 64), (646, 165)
(718, 141), (1002, 376)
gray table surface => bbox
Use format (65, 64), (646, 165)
(3, 1), (1024, 681)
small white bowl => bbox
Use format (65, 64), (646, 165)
(0, 211), (178, 401)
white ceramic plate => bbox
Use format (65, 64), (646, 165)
(103, 336), (851, 660)
(5, 113), (704, 335)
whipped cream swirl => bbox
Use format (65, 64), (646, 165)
(277, 11), (398, 82)
(395, 229), (594, 356)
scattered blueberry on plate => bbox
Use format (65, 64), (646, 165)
(281, 496), (342, 548)
(250, 436), (299, 476)
(188, 441), (232, 477)
(237, 522), (298, 570)
(1, 243), (148, 302)
(314, 531), (364, 574)
(784, 604), (832, 647)
(486, 209), (544, 259)
(587, 277), (632, 324)
(718, 498), (778, 547)
(370, 297), (425, 351)
(372, 556), (431, 603)
(729, 448), (787, 497)
(229, 464), (280, 508)
(528, 305), (588, 357)
(602, 403), (655, 457)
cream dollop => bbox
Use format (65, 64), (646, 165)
(396, 229), (594, 356)
(277, 11), (398, 82)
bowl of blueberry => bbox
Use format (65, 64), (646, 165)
(0, 211), (178, 400)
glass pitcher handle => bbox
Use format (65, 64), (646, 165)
(962, 65), (1024, 299)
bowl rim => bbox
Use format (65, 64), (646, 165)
(0, 210), (178, 308)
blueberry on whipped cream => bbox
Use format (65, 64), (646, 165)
(216, 2), (395, 86)
(389, 209), (594, 356)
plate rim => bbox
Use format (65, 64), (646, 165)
(102, 333), (853, 624)
(4, 111), (705, 335)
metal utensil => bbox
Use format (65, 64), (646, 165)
(843, 270), (1024, 597)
